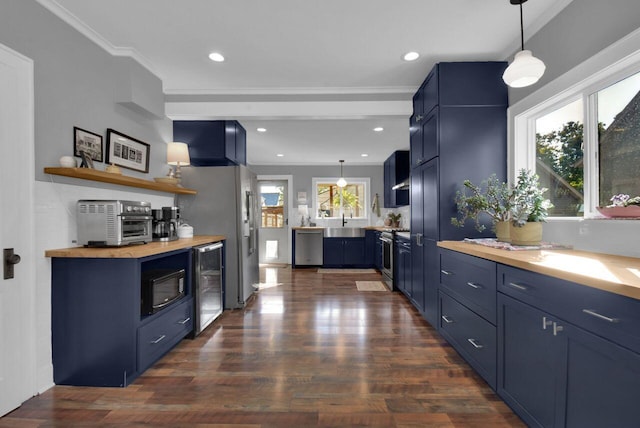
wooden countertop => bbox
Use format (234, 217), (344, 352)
(45, 235), (226, 259)
(438, 240), (640, 300)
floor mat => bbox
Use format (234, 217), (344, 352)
(355, 281), (388, 291)
(317, 268), (377, 274)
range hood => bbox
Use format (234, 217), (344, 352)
(392, 181), (410, 190)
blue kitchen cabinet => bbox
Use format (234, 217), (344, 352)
(383, 150), (409, 208)
(51, 249), (193, 387)
(395, 236), (411, 295)
(173, 120), (246, 166)
(408, 61), (507, 326)
(497, 265), (640, 427)
(364, 230), (380, 268)
(322, 237), (367, 268)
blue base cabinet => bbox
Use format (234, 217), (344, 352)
(497, 265), (640, 428)
(51, 249), (194, 387)
(322, 237), (367, 268)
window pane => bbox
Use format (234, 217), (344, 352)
(535, 99), (584, 216)
(315, 180), (367, 219)
(317, 183), (338, 218)
(260, 185), (284, 228)
(597, 71), (640, 206)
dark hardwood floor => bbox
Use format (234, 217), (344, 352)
(2, 266), (524, 427)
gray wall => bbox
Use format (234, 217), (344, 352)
(0, 1), (171, 182)
(509, 0), (640, 104)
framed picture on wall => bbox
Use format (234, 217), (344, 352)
(106, 128), (150, 173)
(73, 126), (103, 162)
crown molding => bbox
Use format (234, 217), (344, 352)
(163, 86), (416, 96)
(36, 0), (161, 79)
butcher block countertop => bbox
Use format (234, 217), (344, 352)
(438, 240), (640, 300)
(45, 235), (225, 259)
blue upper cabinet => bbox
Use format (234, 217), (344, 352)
(411, 62), (508, 169)
(173, 120), (247, 166)
(383, 150), (410, 208)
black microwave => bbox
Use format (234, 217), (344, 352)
(141, 269), (185, 315)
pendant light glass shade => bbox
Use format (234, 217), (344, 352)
(337, 160), (347, 188)
(503, 0), (545, 88)
(503, 50), (546, 88)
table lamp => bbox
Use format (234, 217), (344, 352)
(167, 142), (190, 186)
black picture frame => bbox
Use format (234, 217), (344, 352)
(74, 127), (103, 162)
(106, 129), (150, 173)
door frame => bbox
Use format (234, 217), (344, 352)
(257, 175), (293, 264)
(0, 42), (37, 415)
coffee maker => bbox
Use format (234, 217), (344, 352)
(152, 206), (179, 241)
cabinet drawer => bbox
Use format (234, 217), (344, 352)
(439, 291), (496, 389)
(138, 298), (193, 371)
(498, 265), (640, 354)
(440, 249), (496, 324)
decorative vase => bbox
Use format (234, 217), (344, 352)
(510, 222), (543, 246)
(494, 221), (511, 243)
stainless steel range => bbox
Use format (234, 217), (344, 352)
(379, 229), (410, 290)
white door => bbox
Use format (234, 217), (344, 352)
(0, 43), (36, 416)
(258, 180), (289, 264)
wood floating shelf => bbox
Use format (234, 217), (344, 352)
(44, 167), (197, 195)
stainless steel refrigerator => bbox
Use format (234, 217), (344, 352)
(179, 166), (259, 309)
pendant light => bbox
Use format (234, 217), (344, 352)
(503, 0), (546, 88)
(336, 160), (347, 188)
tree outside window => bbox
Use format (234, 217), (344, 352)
(314, 179), (367, 220)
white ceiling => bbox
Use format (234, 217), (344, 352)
(39, 0), (572, 165)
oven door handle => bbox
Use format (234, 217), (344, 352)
(379, 237), (393, 244)
(196, 242), (224, 253)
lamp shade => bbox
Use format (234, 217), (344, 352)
(336, 177), (347, 188)
(502, 50), (546, 88)
(167, 142), (190, 165)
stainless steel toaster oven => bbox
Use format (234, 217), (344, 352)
(77, 200), (152, 247)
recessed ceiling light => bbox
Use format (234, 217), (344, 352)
(208, 52), (225, 62)
(403, 52), (420, 61)
(257, 127), (267, 132)
(361, 154), (369, 157)
(276, 153), (284, 157)
(373, 127), (384, 132)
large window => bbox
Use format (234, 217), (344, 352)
(514, 47), (640, 218)
(535, 99), (584, 216)
(313, 178), (369, 220)
(597, 72), (640, 206)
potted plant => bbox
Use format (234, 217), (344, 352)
(386, 212), (402, 228)
(451, 174), (512, 242)
(509, 169), (553, 245)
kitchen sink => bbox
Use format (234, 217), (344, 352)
(324, 227), (366, 238)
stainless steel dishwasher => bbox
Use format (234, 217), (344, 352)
(295, 229), (324, 266)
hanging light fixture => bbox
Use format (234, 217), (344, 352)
(336, 160), (347, 188)
(503, 0), (546, 88)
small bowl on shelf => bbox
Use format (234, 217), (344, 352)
(596, 206), (640, 218)
(154, 177), (179, 185)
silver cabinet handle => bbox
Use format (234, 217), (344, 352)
(178, 317), (191, 325)
(441, 315), (454, 324)
(466, 282), (481, 289)
(415, 114), (423, 123)
(508, 282), (528, 291)
(440, 270), (453, 276)
(553, 322), (563, 336)
(150, 335), (166, 344)
(542, 316), (553, 330)
(582, 309), (619, 323)
(467, 338), (483, 349)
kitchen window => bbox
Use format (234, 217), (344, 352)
(512, 43), (640, 218)
(312, 178), (369, 220)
